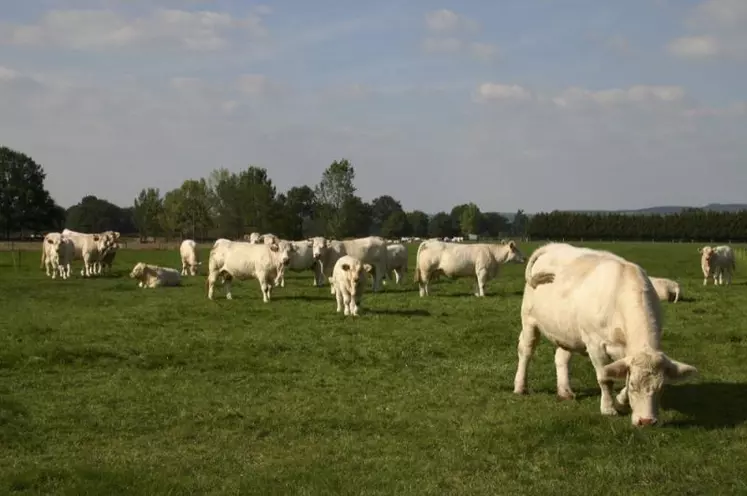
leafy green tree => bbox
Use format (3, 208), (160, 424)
(315, 159), (357, 237)
(371, 195), (404, 232)
(428, 212), (453, 238)
(0, 146), (61, 237)
(66, 195), (130, 233)
(281, 185), (316, 239)
(511, 209), (529, 236)
(406, 210), (430, 238)
(160, 179), (213, 239)
(459, 202), (483, 236)
(381, 210), (410, 238)
(482, 212), (510, 237)
(133, 188), (163, 241)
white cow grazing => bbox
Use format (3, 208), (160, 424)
(414, 239), (525, 297)
(649, 276), (681, 303)
(384, 243), (408, 285)
(207, 240), (295, 302)
(698, 245), (735, 286)
(274, 240), (324, 288)
(514, 242), (697, 427)
(129, 262), (182, 288)
(61, 228), (117, 277)
(40, 233), (74, 279)
(310, 236), (389, 292)
(179, 239), (201, 276)
(330, 255), (373, 316)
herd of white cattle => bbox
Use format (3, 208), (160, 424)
(38, 228), (739, 426)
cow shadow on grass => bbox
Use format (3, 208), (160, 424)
(281, 294), (332, 302)
(661, 382), (747, 429)
(436, 290), (524, 298)
(365, 308), (431, 317)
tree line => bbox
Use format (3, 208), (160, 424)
(1, 145), (746, 242)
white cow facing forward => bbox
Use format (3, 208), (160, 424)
(330, 255), (373, 316)
(207, 240), (295, 302)
(274, 240), (324, 288)
(514, 242), (697, 427)
(699, 245), (735, 286)
(310, 236), (388, 292)
(649, 277), (681, 303)
(129, 262), (182, 288)
(414, 239), (525, 297)
(40, 233), (74, 279)
(179, 239), (201, 276)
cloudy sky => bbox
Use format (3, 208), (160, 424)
(0, 0), (745, 213)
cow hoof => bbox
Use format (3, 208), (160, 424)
(557, 391), (576, 401)
(601, 406), (619, 416)
(513, 388), (528, 395)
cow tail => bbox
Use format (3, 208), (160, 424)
(524, 243), (556, 289)
(673, 284), (680, 303)
(414, 241), (427, 283)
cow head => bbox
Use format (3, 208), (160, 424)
(341, 260), (373, 294)
(270, 240), (295, 266)
(698, 246), (715, 275)
(45, 234), (64, 259)
(602, 350), (697, 427)
(503, 240), (526, 264)
(310, 236), (327, 261)
(129, 262), (146, 280)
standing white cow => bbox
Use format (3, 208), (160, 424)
(97, 242), (119, 275)
(329, 255), (373, 316)
(244, 232), (261, 244)
(129, 262), (182, 288)
(274, 240), (324, 288)
(61, 228), (117, 277)
(40, 233), (74, 279)
(384, 243), (408, 285)
(261, 233), (280, 245)
(179, 239), (201, 276)
(310, 236), (389, 292)
(207, 241), (295, 302)
(698, 245), (735, 286)
(649, 276), (681, 303)
(414, 239), (525, 297)
(513, 242), (697, 427)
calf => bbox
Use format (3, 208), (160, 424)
(649, 276), (681, 303)
(384, 243), (408, 285)
(40, 233), (74, 279)
(414, 239), (525, 297)
(330, 255), (373, 316)
(274, 239), (324, 288)
(699, 245), (735, 286)
(179, 239), (201, 276)
(207, 240), (295, 302)
(310, 236), (389, 292)
(514, 242), (697, 427)
(129, 262), (182, 288)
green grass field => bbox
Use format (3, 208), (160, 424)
(1, 241), (746, 495)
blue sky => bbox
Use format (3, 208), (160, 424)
(0, 0), (745, 213)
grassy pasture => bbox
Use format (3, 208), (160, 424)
(1, 241), (746, 495)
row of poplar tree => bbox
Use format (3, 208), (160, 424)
(1, 145), (745, 242)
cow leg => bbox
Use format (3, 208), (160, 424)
(335, 288), (343, 313)
(342, 293), (352, 316)
(513, 320), (540, 394)
(475, 268), (488, 297)
(587, 347), (619, 416)
(418, 270), (430, 297)
(259, 278), (271, 303)
(727, 267), (733, 285)
(372, 264), (385, 292)
(207, 271), (219, 299)
(554, 347), (576, 400)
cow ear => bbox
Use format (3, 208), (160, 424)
(270, 244), (279, 252)
(601, 358), (629, 381)
(46, 238), (53, 244)
(697, 248), (703, 253)
(363, 264), (373, 273)
(93, 235), (100, 241)
(663, 356), (698, 384)
(508, 240), (516, 249)
(341, 263), (350, 271)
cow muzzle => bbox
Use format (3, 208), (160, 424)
(636, 417), (658, 427)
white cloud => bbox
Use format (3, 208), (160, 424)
(422, 37), (499, 60)
(473, 83), (533, 103)
(667, 0), (747, 59)
(0, 8), (269, 51)
(422, 36), (463, 54)
(551, 85), (686, 108)
(424, 9), (479, 33)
